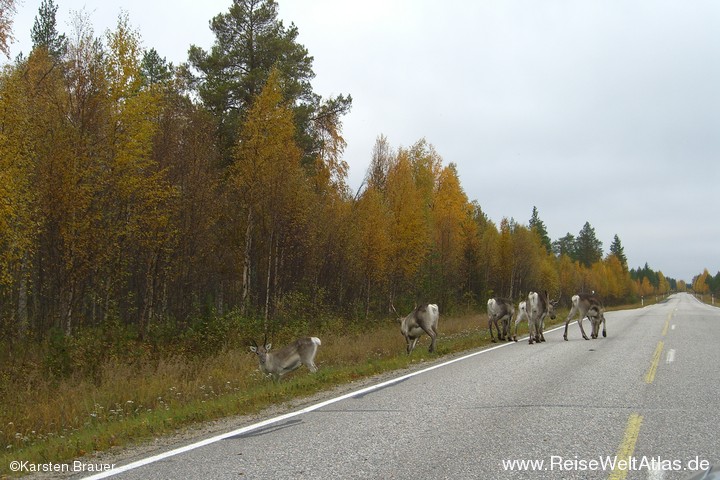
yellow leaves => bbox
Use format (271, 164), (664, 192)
(692, 269), (710, 294)
(434, 163), (473, 272)
(385, 152), (429, 283)
(232, 68), (302, 211)
(0, 0), (17, 58)
(105, 12), (144, 102)
(0, 60), (40, 285)
(352, 186), (392, 283)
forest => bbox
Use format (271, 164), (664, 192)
(0, 0), (703, 349)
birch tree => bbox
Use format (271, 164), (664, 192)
(231, 68), (306, 321)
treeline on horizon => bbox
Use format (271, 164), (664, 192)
(0, 0), (701, 346)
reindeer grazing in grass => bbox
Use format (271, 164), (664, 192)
(393, 304), (440, 354)
(249, 336), (321, 381)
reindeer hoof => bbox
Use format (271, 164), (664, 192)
(603, 332), (607, 338)
(563, 336), (568, 341)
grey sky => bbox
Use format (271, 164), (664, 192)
(8, 0), (720, 282)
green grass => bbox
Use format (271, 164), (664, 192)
(0, 301), (649, 477)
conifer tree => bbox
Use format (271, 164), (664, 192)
(553, 233), (576, 259)
(575, 222), (603, 268)
(187, 0), (350, 165)
(529, 206), (552, 253)
(609, 234), (628, 271)
(31, 0), (67, 58)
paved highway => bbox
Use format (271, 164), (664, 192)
(83, 292), (719, 479)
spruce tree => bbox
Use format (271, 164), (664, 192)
(529, 206), (552, 253)
(609, 234), (628, 270)
(575, 222), (603, 267)
(31, 0), (67, 58)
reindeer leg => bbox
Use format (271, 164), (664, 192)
(591, 317), (599, 339)
(489, 317), (497, 343)
(419, 324), (437, 352)
(408, 337), (419, 354)
(578, 317), (590, 340)
(563, 316), (572, 341)
(501, 317), (510, 341)
(528, 320), (535, 345)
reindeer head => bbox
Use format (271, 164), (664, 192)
(546, 291), (558, 320)
(249, 337), (272, 366)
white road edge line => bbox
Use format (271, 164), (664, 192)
(83, 324), (568, 479)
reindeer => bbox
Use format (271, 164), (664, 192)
(511, 300), (530, 342)
(394, 304), (440, 354)
(249, 336), (321, 381)
(487, 298), (515, 342)
(527, 291), (557, 344)
(563, 293), (606, 341)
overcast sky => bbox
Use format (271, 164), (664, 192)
(7, 0), (720, 282)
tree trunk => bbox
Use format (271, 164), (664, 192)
(365, 277), (371, 319)
(264, 228), (274, 327)
(17, 254), (29, 338)
(241, 209), (253, 315)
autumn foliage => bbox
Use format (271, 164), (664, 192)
(0, 1), (681, 348)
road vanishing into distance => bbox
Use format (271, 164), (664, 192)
(81, 293), (719, 480)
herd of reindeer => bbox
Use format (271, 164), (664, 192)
(248, 292), (606, 382)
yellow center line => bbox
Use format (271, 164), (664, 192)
(609, 310), (669, 478)
(662, 312), (673, 337)
(608, 413), (644, 480)
(645, 341), (664, 384)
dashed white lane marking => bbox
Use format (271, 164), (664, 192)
(666, 349), (676, 364)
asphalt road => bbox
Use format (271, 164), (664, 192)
(83, 292), (720, 480)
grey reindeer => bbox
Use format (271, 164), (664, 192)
(563, 293), (606, 341)
(249, 336), (321, 381)
(394, 304), (440, 354)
